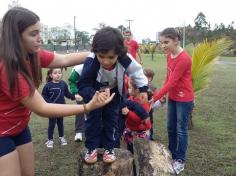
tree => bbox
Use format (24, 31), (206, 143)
(49, 27), (71, 44)
(194, 12), (209, 42)
(194, 12), (208, 30)
(146, 44), (157, 61)
(117, 25), (128, 34)
(76, 31), (90, 48)
(92, 22), (106, 32)
(189, 38), (233, 129)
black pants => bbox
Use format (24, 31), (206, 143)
(48, 117), (64, 140)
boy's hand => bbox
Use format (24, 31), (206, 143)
(122, 107), (129, 115)
(86, 89), (115, 112)
(75, 94), (83, 102)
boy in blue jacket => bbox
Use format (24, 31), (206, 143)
(78, 27), (148, 164)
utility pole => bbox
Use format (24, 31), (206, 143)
(74, 16), (77, 52)
(125, 19), (133, 30)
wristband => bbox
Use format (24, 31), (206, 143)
(83, 103), (88, 115)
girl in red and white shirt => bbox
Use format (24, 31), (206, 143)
(0, 7), (114, 176)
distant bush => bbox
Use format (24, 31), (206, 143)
(222, 49), (236, 57)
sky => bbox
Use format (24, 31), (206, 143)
(0, 0), (235, 42)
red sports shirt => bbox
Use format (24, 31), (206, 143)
(124, 39), (139, 59)
(0, 49), (54, 136)
(154, 51), (194, 102)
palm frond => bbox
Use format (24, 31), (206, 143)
(192, 38), (233, 93)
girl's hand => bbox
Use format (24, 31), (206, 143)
(86, 89), (115, 112)
(122, 107), (129, 115)
(75, 94), (83, 102)
(160, 96), (166, 104)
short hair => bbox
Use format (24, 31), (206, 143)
(160, 28), (181, 41)
(124, 30), (132, 35)
(144, 68), (155, 78)
(91, 27), (127, 57)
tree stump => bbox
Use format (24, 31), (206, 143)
(78, 148), (134, 176)
(133, 139), (175, 176)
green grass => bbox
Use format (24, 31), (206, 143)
(31, 54), (236, 176)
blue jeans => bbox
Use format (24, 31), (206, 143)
(167, 99), (193, 161)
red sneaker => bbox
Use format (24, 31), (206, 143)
(103, 149), (116, 163)
(84, 149), (97, 164)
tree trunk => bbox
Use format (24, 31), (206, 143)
(133, 139), (175, 176)
(78, 148), (134, 176)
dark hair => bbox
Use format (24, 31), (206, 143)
(0, 7), (41, 95)
(129, 78), (138, 90)
(130, 78), (153, 101)
(160, 28), (181, 41)
(91, 27), (127, 57)
(46, 68), (62, 82)
(144, 68), (155, 79)
(123, 30), (132, 35)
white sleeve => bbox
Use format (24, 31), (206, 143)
(126, 54), (148, 88)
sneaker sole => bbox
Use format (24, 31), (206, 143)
(74, 139), (82, 142)
(84, 159), (97, 164)
(175, 168), (184, 175)
(103, 159), (116, 163)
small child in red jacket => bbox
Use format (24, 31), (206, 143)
(121, 78), (151, 153)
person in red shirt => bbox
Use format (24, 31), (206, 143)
(0, 7), (114, 176)
(153, 28), (194, 175)
(123, 30), (143, 64)
(121, 78), (151, 153)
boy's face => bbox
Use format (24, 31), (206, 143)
(96, 50), (118, 69)
(124, 32), (131, 41)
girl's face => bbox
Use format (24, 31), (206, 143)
(50, 69), (62, 82)
(96, 50), (118, 69)
(159, 36), (179, 52)
(21, 21), (41, 53)
(128, 80), (139, 96)
(146, 76), (153, 84)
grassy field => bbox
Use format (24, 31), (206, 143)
(30, 54), (236, 176)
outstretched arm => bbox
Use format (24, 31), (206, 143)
(20, 89), (115, 118)
(137, 49), (143, 65)
(48, 52), (89, 68)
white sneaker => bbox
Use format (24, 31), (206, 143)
(45, 140), (53, 148)
(173, 159), (185, 175)
(59, 137), (68, 146)
(74, 133), (82, 142)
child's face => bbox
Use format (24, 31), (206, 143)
(159, 36), (178, 52)
(128, 80), (139, 96)
(50, 68), (62, 82)
(96, 50), (118, 69)
(146, 76), (153, 84)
